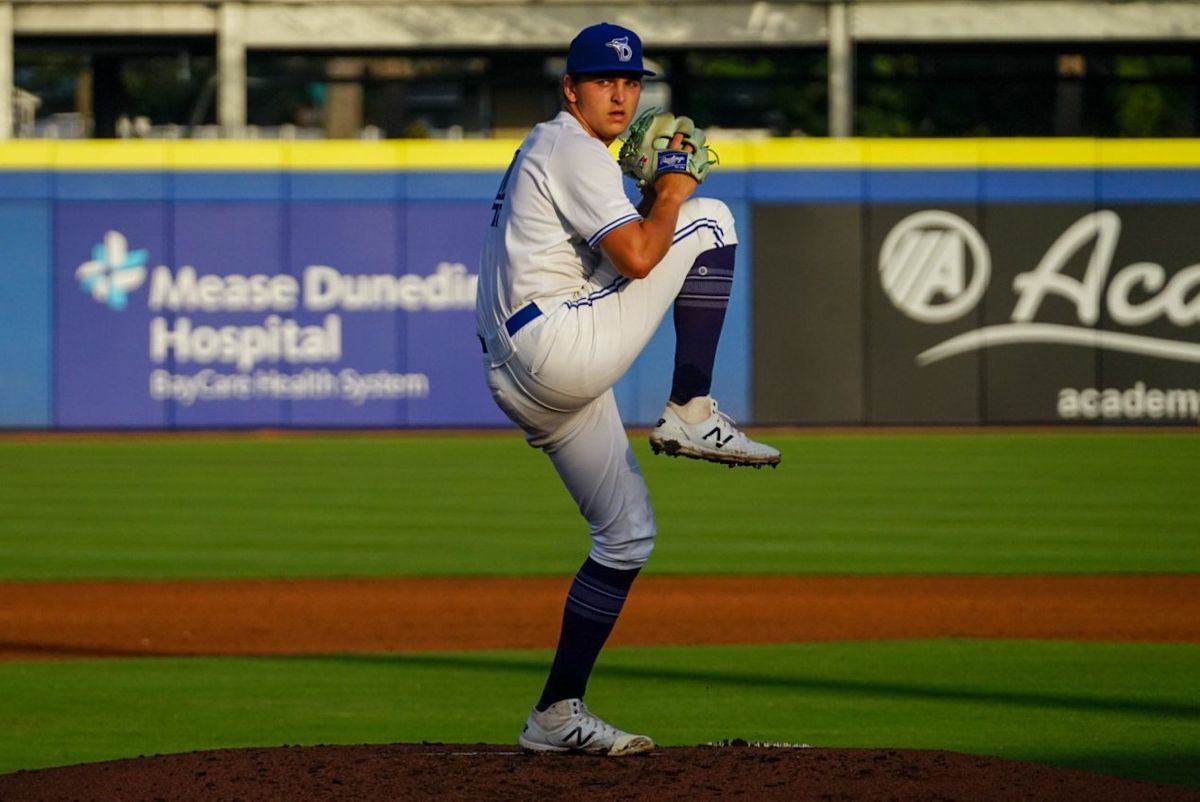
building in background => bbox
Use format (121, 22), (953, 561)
(2, 0), (1200, 139)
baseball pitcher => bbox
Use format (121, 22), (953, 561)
(476, 21), (781, 756)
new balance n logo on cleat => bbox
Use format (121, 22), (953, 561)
(703, 426), (733, 448)
(564, 727), (595, 749)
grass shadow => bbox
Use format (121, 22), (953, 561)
(298, 651), (1200, 721)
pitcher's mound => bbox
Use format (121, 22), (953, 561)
(0, 743), (1195, 801)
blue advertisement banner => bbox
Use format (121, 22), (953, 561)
(56, 203), (171, 427)
(50, 200), (506, 428)
(286, 202), (403, 428)
(169, 202), (288, 427)
(403, 202), (500, 426)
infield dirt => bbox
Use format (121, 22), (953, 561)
(1, 743), (1198, 801)
(2, 574), (1196, 660)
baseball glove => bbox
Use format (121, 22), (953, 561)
(618, 108), (717, 189)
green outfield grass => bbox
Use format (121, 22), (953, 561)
(1, 640), (1197, 787)
(1, 432), (1197, 579)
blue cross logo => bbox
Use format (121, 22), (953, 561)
(75, 231), (149, 311)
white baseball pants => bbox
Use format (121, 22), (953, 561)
(484, 198), (738, 570)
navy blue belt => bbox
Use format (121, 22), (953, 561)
(505, 302), (543, 337)
(481, 302), (544, 354)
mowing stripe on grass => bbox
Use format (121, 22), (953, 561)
(1, 433), (1197, 579)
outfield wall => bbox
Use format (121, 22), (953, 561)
(752, 141), (1200, 425)
(1, 140), (1198, 428)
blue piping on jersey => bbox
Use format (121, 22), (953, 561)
(565, 216), (726, 312)
(672, 217), (726, 247)
(564, 276), (631, 308)
(588, 212), (643, 248)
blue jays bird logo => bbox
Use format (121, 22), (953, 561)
(606, 36), (633, 62)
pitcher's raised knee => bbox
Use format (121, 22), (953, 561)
(677, 197), (738, 250)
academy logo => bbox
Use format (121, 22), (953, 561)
(75, 230), (149, 311)
(606, 36), (633, 62)
(880, 209), (1200, 366)
(879, 210), (990, 324)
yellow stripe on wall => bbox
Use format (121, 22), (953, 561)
(0, 141), (57, 167)
(726, 139), (867, 168)
(402, 139), (525, 169)
(2, 138), (1200, 170)
(168, 140), (290, 169)
(45, 140), (170, 169)
(286, 140), (406, 170)
(979, 139), (1099, 167)
(864, 139), (982, 167)
(1096, 139), (1200, 167)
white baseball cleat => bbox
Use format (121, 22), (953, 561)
(518, 698), (654, 756)
(649, 396), (781, 468)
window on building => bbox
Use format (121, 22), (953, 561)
(855, 45), (1198, 137)
(14, 38), (215, 138)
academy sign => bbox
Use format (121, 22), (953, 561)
(879, 209), (1200, 366)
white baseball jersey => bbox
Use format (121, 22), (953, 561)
(476, 111), (642, 365)
(477, 108), (737, 569)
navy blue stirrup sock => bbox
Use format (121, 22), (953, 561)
(670, 244), (736, 405)
(536, 558), (641, 711)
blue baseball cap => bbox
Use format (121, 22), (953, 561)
(566, 22), (656, 77)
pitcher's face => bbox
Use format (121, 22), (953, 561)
(564, 74), (643, 145)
